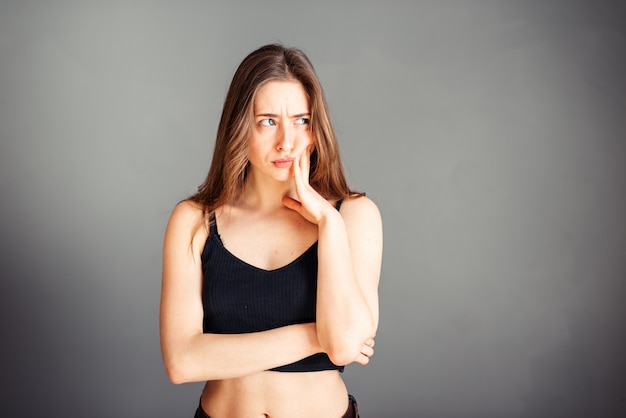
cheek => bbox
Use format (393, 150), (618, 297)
(298, 132), (314, 148)
(246, 140), (264, 162)
(248, 133), (270, 152)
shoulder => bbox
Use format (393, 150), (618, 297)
(168, 200), (206, 229)
(164, 200), (210, 252)
(338, 195), (382, 231)
(339, 195), (380, 219)
(339, 195), (383, 266)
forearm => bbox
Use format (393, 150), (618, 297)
(163, 322), (321, 383)
(316, 211), (377, 365)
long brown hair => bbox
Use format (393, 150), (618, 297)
(189, 44), (360, 213)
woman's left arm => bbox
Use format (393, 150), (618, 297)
(315, 196), (382, 365)
(283, 149), (383, 366)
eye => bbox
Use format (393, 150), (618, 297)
(295, 117), (310, 125)
(259, 118), (276, 127)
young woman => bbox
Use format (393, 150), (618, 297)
(160, 44), (383, 418)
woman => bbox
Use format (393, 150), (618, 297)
(160, 44), (383, 418)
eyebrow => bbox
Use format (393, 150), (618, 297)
(255, 112), (311, 118)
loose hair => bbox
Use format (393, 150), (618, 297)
(189, 44), (360, 213)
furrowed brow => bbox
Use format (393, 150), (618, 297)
(254, 112), (310, 118)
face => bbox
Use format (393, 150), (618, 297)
(247, 80), (313, 183)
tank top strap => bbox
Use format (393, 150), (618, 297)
(335, 199), (344, 211)
(208, 212), (218, 235)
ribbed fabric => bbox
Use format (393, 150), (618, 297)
(200, 207), (344, 373)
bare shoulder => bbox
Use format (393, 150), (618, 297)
(169, 199), (206, 223)
(339, 195), (382, 224)
(338, 195), (383, 244)
(165, 200), (209, 250)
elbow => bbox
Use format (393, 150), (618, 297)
(326, 324), (378, 366)
(164, 362), (187, 385)
(320, 315), (378, 366)
(325, 338), (365, 366)
(163, 352), (195, 385)
(165, 365), (188, 385)
(327, 349), (357, 367)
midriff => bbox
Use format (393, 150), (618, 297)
(200, 369), (348, 418)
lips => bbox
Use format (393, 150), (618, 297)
(272, 158), (295, 168)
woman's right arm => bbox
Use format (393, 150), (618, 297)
(159, 200), (322, 384)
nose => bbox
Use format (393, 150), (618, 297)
(276, 123), (294, 153)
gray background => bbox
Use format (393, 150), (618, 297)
(1, 1), (625, 417)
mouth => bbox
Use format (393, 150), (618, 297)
(272, 158), (295, 168)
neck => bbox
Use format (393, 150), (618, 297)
(240, 171), (292, 211)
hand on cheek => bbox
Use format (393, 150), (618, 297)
(282, 145), (331, 224)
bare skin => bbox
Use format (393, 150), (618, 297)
(160, 81), (382, 417)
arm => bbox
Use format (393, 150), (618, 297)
(316, 196), (382, 365)
(283, 150), (383, 366)
(159, 200), (322, 384)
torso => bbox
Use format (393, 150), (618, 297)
(213, 204), (318, 271)
(200, 370), (348, 417)
(197, 202), (349, 417)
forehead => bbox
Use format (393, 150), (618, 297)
(253, 80), (309, 112)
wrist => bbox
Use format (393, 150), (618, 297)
(316, 208), (343, 229)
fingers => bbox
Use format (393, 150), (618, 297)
(281, 195), (302, 212)
(293, 146), (312, 188)
(352, 340), (375, 365)
(286, 146), (331, 224)
(361, 343), (374, 358)
(354, 347), (374, 365)
(354, 354), (370, 366)
(289, 147), (315, 210)
(291, 150), (306, 192)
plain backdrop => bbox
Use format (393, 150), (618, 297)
(1, 1), (625, 417)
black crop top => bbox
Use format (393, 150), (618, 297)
(200, 201), (344, 373)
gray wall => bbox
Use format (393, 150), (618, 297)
(1, 1), (625, 417)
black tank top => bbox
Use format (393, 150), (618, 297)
(200, 201), (344, 372)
